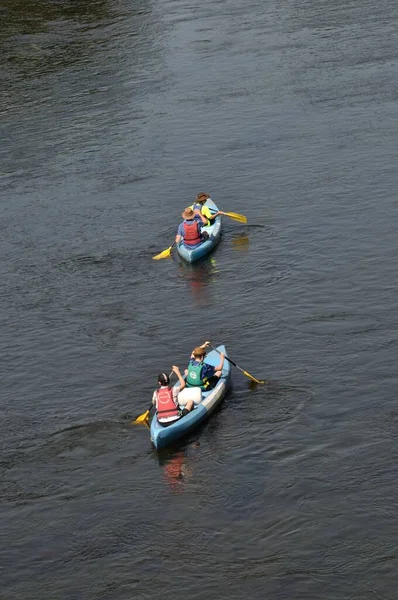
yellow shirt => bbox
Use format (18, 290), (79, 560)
(190, 204), (212, 225)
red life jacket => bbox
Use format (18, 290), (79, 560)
(156, 387), (179, 421)
(183, 220), (202, 246)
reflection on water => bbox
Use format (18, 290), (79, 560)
(231, 232), (250, 252)
(155, 408), (227, 493)
(157, 449), (193, 493)
(177, 257), (220, 307)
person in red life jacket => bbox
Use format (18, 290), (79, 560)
(185, 341), (225, 391)
(152, 365), (194, 427)
(176, 207), (209, 249)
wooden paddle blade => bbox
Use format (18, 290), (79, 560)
(133, 410), (150, 424)
(153, 246), (173, 260)
(224, 212), (247, 224)
(243, 370), (265, 384)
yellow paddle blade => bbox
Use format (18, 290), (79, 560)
(243, 370), (265, 384)
(133, 410), (150, 424)
(153, 246), (173, 260)
(223, 212), (247, 224)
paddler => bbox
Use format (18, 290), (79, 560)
(176, 207), (209, 248)
(185, 341), (225, 391)
(192, 192), (224, 226)
(152, 366), (194, 427)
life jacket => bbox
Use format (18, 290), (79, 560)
(183, 220), (202, 246)
(156, 387), (179, 421)
(186, 361), (208, 389)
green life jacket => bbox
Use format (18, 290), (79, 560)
(186, 361), (208, 389)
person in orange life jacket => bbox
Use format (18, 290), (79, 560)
(192, 193), (224, 226)
(152, 365), (194, 427)
(185, 341), (225, 391)
(176, 207), (209, 249)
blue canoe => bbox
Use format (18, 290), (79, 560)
(177, 198), (222, 263)
(150, 345), (231, 450)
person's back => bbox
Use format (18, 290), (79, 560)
(186, 342), (225, 390)
(154, 375), (180, 424)
(152, 367), (194, 426)
(176, 207), (208, 248)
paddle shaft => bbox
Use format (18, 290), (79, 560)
(164, 241), (176, 253)
(209, 345), (265, 384)
(208, 207), (247, 223)
(211, 346), (245, 374)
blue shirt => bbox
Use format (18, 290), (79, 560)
(188, 358), (215, 380)
(177, 219), (204, 249)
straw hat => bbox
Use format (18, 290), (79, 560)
(182, 207), (196, 220)
(196, 192), (209, 203)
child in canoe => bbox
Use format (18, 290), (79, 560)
(185, 341), (225, 391)
(152, 366), (194, 427)
(192, 193), (224, 226)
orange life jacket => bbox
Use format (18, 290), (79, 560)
(156, 387), (179, 421)
(183, 220), (202, 246)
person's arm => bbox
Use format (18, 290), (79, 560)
(172, 365), (186, 392)
(200, 206), (213, 226)
(152, 390), (157, 406)
(194, 208), (208, 225)
(176, 223), (184, 244)
(208, 210), (224, 221)
(214, 353), (225, 372)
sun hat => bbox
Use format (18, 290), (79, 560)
(182, 207), (196, 220)
(196, 192), (209, 203)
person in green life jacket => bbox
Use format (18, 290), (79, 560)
(185, 341), (225, 390)
(192, 192), (224, 226)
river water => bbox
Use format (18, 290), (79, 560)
(1, 0), (398, 598)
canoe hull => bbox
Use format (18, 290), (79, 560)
(177, 198), (222, 263)
(150, 345), (230, 449)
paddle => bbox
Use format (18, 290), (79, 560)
(153, 241), (176, 260)
(209, 208), (247, 224)
(133, 402), (153, 424)
(221, 211), (247, 224)
(133, 371), (174, 423)
(209, 344), (266, 384)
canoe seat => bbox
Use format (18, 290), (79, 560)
(178, 387), (202, 406)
